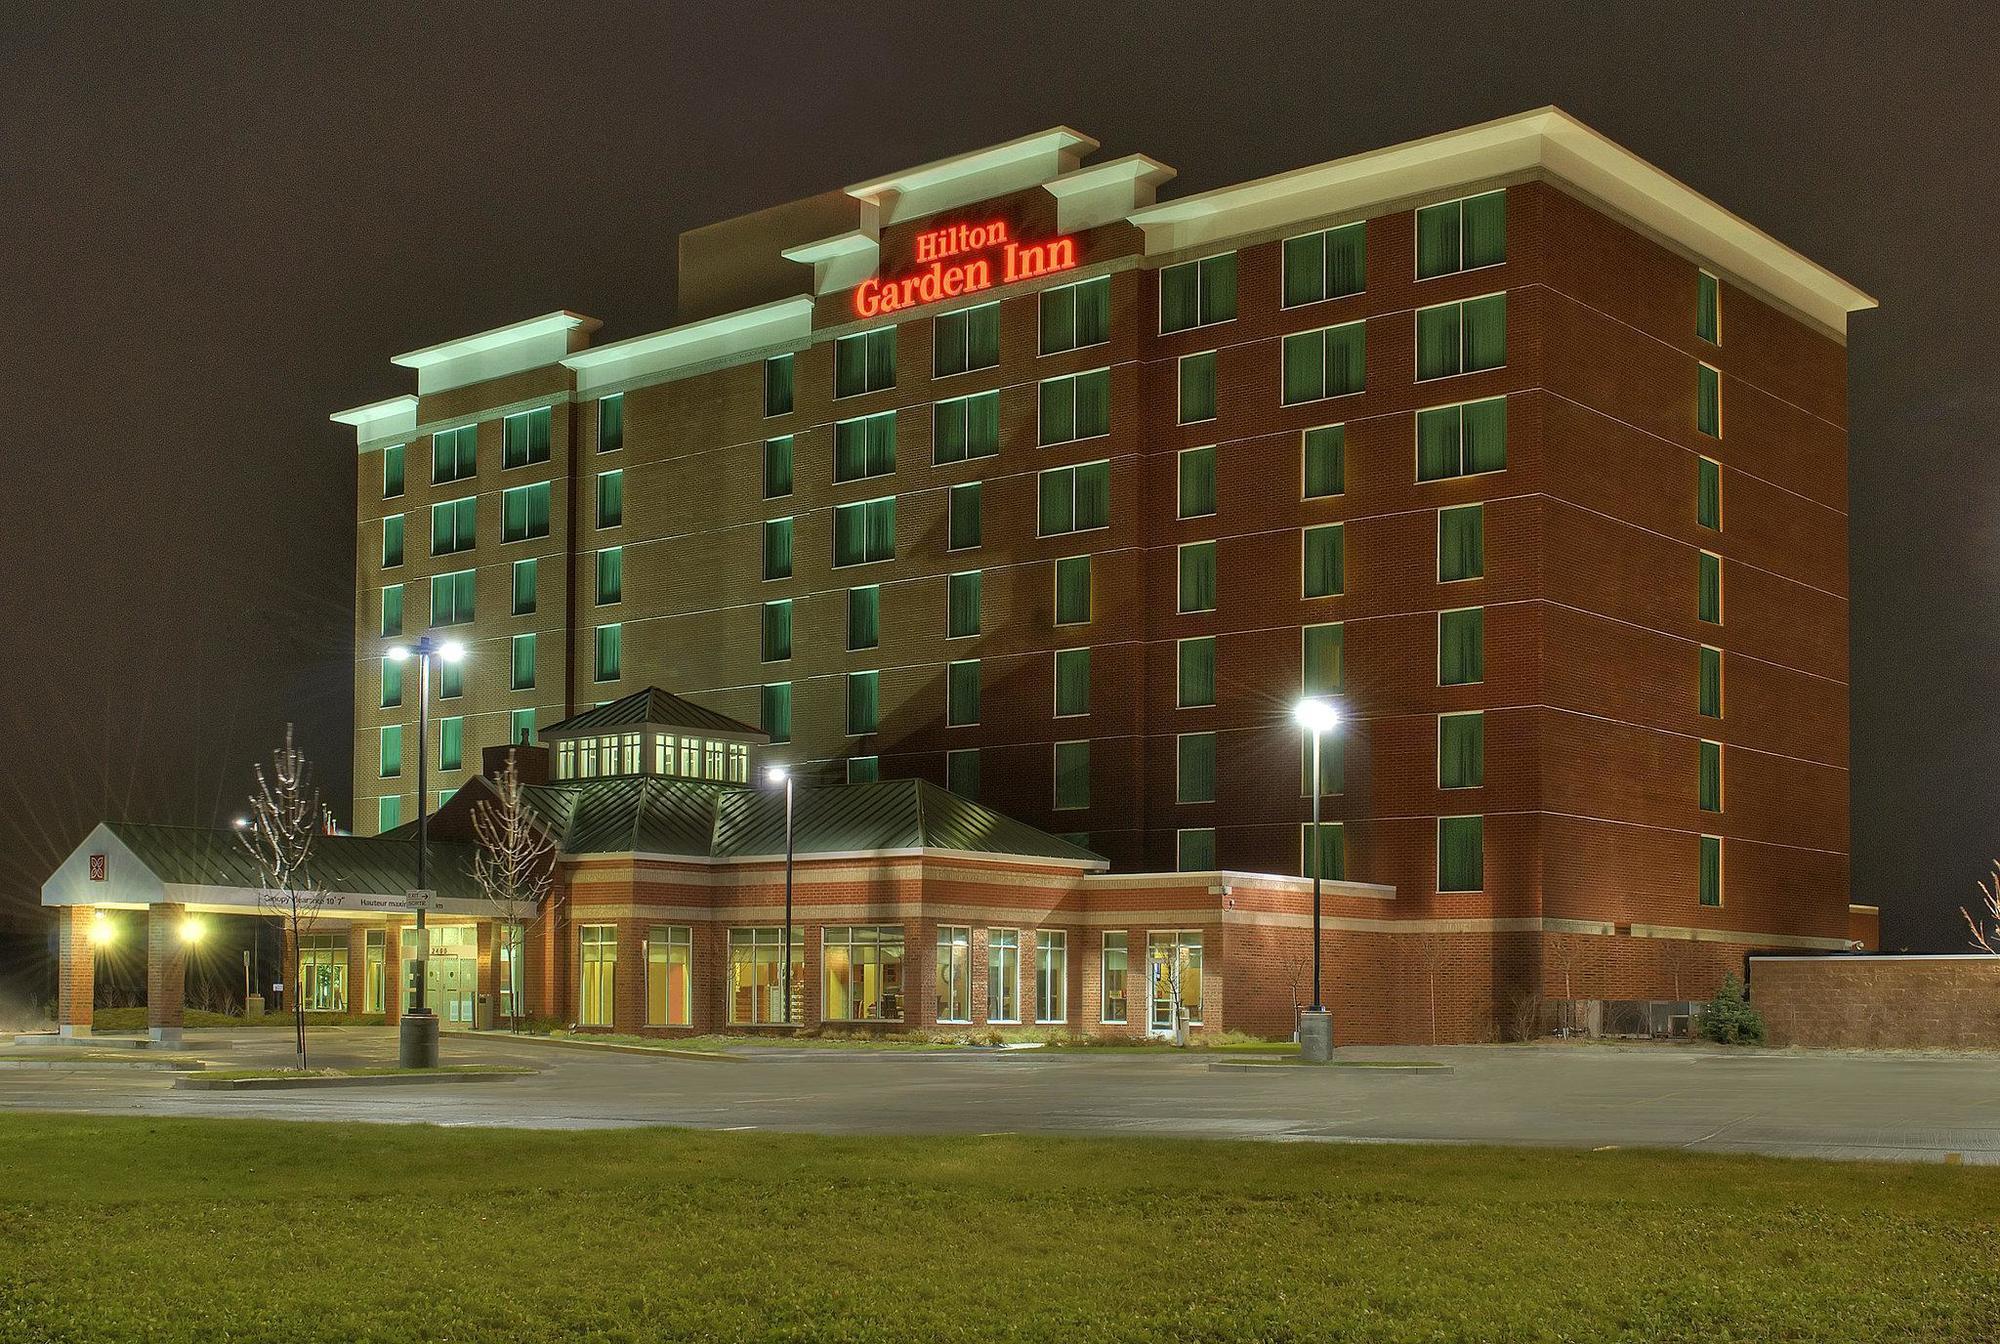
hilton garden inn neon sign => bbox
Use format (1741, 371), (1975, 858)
(851, 220), (1078, 318)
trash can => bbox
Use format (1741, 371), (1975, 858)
(475, 993), (493, 1031)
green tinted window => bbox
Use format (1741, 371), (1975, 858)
(1283, 223), (1365, 307)
(948, 482), (981, 551)
(1281, 321), (1365, 404)
(946, 660), (980, 726)
(1440, 712), (1484, 789)
(1055, 555), (1092, 625)
(846, 670), (879, 735)
(594, 624), (621, 682)
(764, 354), (794, 417)
(1176, 732), (1216, 803)
(1699, 740), (1723, 813)
(1303, 425), (1345, 498)
(1697, 272), (1720, 344)
(761, 682), (792, 744)
(1700, 836), (1722, 906)
(1302, 524), (1343, 598)
(1178, 351), (1217, 423)
(1439, 608), (1484, 685)
(511, 633), (537, 691)
(834, 328), (896, 398)
(501, 482), (550, 542)
(380, 726), (402, 778)
(1302, 622), (1342, 696)
(1178, 541), (1217, 613)
(933, 391), (999, 464)
(948, 571), (981, 639)
(1177, 637), (1216, 708)
(382, 514), (404, 569)
(1437, 816), (1484, 891)
(834, 411), (897, 481)
(763, 518), (793, 582)
(598, 394), (624, 453)
(847, 585), (879, 651)
(1040, 275), (1110, 353)
(596, 547), (623, 605)
(1417, 398), (1507, 481)
(439, 717), (464, 772)
(503, 406), (551, 469)
(1054, 647), (1090, 717)
(382, 443), (405, 499)
(512, 559), (536, 615)
(947, 748), (981, 800)
(1699, 646), (1722, 718)
(1699, 552), (1722, 624)
(764, 436), (794, 498)
(761, 600), (792, 662)
(1438, 504), (1484, 582)
(1698, 457), (1721, 530)
(1177, 828), (1217, 872)
(1303, 822), (1345, 880)
(597, 470), (624, 528)
(1054, 741), (1090, 810)
(1697, 364), (1721, 437)
(381, 584), (404, 637)
(833, 497), (896, 567)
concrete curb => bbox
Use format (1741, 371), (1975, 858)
(0, 1058), (205, 1072)
(173, 1069), (534, 1091)
(444, 1030), (742, 1063)
(1207, 1060), (1453, 1074)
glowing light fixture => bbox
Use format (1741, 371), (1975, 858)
(90, 912), (115, 946)
(765, 765), (789, 785)
(439, 640), (467, 663)
(179, 917), (204, 945)
(1293, 697), (1340, 735)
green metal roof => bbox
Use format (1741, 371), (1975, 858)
(104, 823), (487, 901)
(541, 688), (764, 740)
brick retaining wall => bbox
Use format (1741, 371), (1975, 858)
(1750, 955), (2000, 1048)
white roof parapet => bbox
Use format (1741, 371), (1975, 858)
(329, 394), (418, 450)
(389, 310), (602, 396)
(561, 295), (816, 395)
(1042, 153), (1178, 234)
(781, 231), (880, 297)
(846, 126), (1099, 228)
(1128, 107), (1876, 338)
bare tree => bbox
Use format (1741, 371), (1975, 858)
(1149, 944), (1197, 1047)
(470, 750), (555, 1030)
(1414, 932), (1447, 1045)
(1962, 862), (2000, 954)
(237, 725), (334, 1069)
(1549, 934), (1581, 1036)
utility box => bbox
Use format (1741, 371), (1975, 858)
(475, 993), (493, 1031)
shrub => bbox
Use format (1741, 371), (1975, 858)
(1698, 975), (1766, 1045)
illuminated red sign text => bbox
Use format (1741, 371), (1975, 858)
(852, 220), (1078, 319)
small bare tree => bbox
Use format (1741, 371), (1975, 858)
(471, 750), (555, 1030)
(1962, 862), (2000, 954)
(1414, 932), (1447, 1045)
(237, 725), (334, 1069)
(1150, 944), (1198, 1047)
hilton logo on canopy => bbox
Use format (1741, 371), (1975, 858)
(851, 220), (1078, 318)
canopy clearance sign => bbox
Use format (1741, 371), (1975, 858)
(851, 220), (1077, 319)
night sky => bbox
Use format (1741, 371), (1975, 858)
(2, 2), (1994, 955)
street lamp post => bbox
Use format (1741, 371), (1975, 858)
(1293, 697), (1341, 1063)
(387, 635), (465, 1068)
(766, 766), (795, 1025)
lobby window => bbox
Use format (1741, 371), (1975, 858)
(847, 584), (879, 651)
(1283, 222), (1366, 307)
(646, 926), (691, 1028)
(1437, 815), (1484, 892)
(596, 546), (623, 605)
(764, 436), (794, 499)
(1177, 731), (1216, 803)
(835, 327), (897, 398)
(381, 657), (403, 709)
(1700, 740), (1724, 813)
(764, 353), (794, 417)
(430, 570), (475, 627)
(1040, 274), (1110, 354)
(382, 443), (405, 499)
(1101, 931), (1129, 1023)
(1147, 932), (1204, 1027)
(509, 708), (535, 747)
(1697, 363), (1722, 437)
(1417, 397), (1508, 481)
(431, 497), (475, 556)
(933, 391), (999, 464)
(1159, 252), (1237, 333)
(377, 796), (401, 834)
(933, 301), (1000, 377)
(1054, 647), (1091, 718)
(511, 632), (536, 691)
(599, 393), (624, 454)
(833, 497), (896, 567)
(1038, 368), (1111, 445)
(431, 425), (477, 484)
(948, 482), (982, 551)
(1178, 351), (1217, 424)
(763, 518), (793, 582)
(1438, 504), (1484, 582)
(1054, 740), (1091, 810)
(382, 514), (405, 569)
(823, 925), (905, 1023)
(847, 756), (879, 783)
(1302, 524), (1344, 598)
(502, 406), (552, 469)
(1698, 456), (1722, 531)
(1699, 551), (1723, 624)
(729, 927), (802, 1024)
(439, 716), (463, 772)
(298, 933), (348, 1013)
(1302, 821), (1346, 880)
(761, 599), (792, 662)
(947, 659), (980, 726)
(1303, 424), (1345, 499)
(761, 682), (792, 744)
(846, 670), (879, 735)
(1038, 460), (1111, 536)
(501, 482), (550, 543)
(439, 658), (463, 700)
(936, 926), (972, 1022)
(1177, 828), (1216, 872)
(834, 411), (897, 481)
(578, 925), (616, 1027)
(947, 746), (980, 800)
(381, 584), (404, 637)
(1178, 445), (1217, 519)
(1440, 711), (1484, 789)
(1281, 321), (1366, 404)
(1177, 637), (1216, 708)
(1301, 621), (1344, 697)
(1697, 270), (1721, 345)
(1035, 930), (1068, 1024)
(594, 624), (621, 682)
(988, 929), (1021, 1023)
(1700, 646), (1723, 719)
(511, 558), (537, 615)
(597, 470), (624, 528)
(1055, 555), (1092, 625)
(1178, 541), (1217, 613)
(379, 725), (403, 778)
(1700, 835), (1723, 907)
(1416, 190), (1506, 279)
(948, 570), (982, 639)
(1439, 607), (1484, 686)
(1416, 293), (1506, 381)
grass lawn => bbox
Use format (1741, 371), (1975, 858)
(1, 1118), (1996, 1342)
(88, 1008), (387, 1030)
(187, 1065), (532, 1081)
(501, 1027), (1304, 1055)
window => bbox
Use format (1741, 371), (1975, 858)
(439, 659), (463, 700)
(1699, 646), (1723, 719)
(1303, 424), (1345, 498)
(1159, 253), (1236, 332)
(1054, 740), (1090, 810)
(728, 927), (802, 1025)
(594, 546), (623, 606)
(946, 660), (980, 726)
(1040, 275), (1110, 354)
(846, 670), (879, 735)
(376, 796), (401, 834)
(1699, 551), (1723, 624)
(946, 746), (980, 799)
(381, 657), (403, 709)
(383, 443), (406, 499)
(501, 482), (550, 542)
(381, 584), (404, 637)
(823, 925), (905, 1022)
(298, 933), (348, 1013)
(761, 600), (792, 662)
(1302, 524), (1344, 598)
(598, 393), (624, 454)
(1698, 456), (1722, 530)
(835, 411), (897, 481)
(933, 301), (1000, 377)
(430, 497), (475, 555)
(645, 926), (691, 1027)
(439, 716), (463, 772)
(764, 353), (794, 417)
(1283, 222), (1366, 307)
(1054, 647), (1090, 717)
(1178, 541), (1217, 613)
(577, 925), (616, 1027)
(381, 515), (404, 569)
(502, 406), (551, 469)
(1697, 364), (1721, 437)
(1282, 321), (1366, 404)
(1176, 731), (1216, 803)
(431, 425), (477, 484)
(1176, 829), (1217, 872)
(1416, 294), (1507, 380)
(1035, 930), (1068, 1023)
(1178, 351), (1217, 423)
(1178, 446), (1216, 519)
(1700, 740), (1723, 812)
(1416, 190), (1506, 279)
(834, 327), (896, 397)
(1440, 712), (1484, 789)
(430, 570), (475, 626)
(764, 436), (794, 498)
(1300, 727), (1343, 796)
(1437, 815), (1484, 892)
(948, 570), (981, 638)
(511, 633), (536, 691)
(847, 756), (879, 783)
(988, 929), (1020, 1022)
(511, 558), (536, 616)
(1300, 821), (1346, 880)
(1038, 369), (1110, 444)
(1101, 931), (1129, 1023)
(1700, 835), (1723, 907)
(761, 682), (792, 744)
(1417, 397), (1508, 480)
(1439, 505), (1484, 582)
(1038, 460), (1111, 535)
(1055, 555), (1092, 625)
(1177, 637), (1216, 708)
(1439, 608), (1484, 686)
(948, 482), (982, 551)
(843, 584), (879, 651)
(597, 470), (623, 528)
(1697, 270), (1720, 345)
(833, 497), (896, 567)
(1302, 621), (1343, 696)
(763, 518), (793, 582)
(1147, 931), (1204, 1028)
(933, 391), (999, 464)
(379, 725), (403, 778)
(509, 708), (535, 747)
(594, 624), (621, 682)
(936, 927), (972, 1022)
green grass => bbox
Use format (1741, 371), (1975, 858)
(497, 1026), (1298, 1055)
(0, 1117), (1995, 1342)
(88, 1008), (387, 1031)
(188, 1065), (531, 1082)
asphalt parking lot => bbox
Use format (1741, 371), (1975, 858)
(5, 1027), (1997, 1162)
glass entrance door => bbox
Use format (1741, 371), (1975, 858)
(403, 926), (479, 1024)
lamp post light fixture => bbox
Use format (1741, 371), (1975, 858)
(385, 634), (466, 1067)
(179, 916), (204, 945)
(766, 765), (795, 1025)
(1293, 695), (1341, 1063)
(89, 911), (115, 946)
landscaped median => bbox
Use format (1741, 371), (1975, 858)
(173, 1065), (534, 1091)
(457, 1026), (1308, 1059)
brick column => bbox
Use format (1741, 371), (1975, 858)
(476, 921), (496, 1029)
(346, 923), (369, 1016)
(384, 923), (403, 1026)
(56, 905), (95, 1038)
(147, 903), (187, 1046)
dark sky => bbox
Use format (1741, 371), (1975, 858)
(2, 2), (1994, 951)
